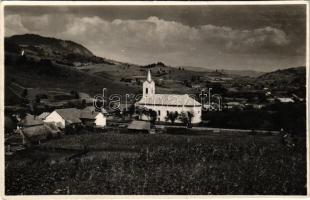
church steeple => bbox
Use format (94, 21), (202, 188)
(143, 70), (155, 98)
(147, 70), (152, 82)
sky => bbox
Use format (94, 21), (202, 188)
(4, 5), (307, 71)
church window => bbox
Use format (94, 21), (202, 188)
(158, 110), (161, 116)
(146, 88), (148, 94)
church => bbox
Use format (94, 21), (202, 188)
(136, 70), (202, 124)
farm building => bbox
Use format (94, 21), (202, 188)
(19, 114), (44, 128)
(128, 120), (152, 134)
(44, 108), (82, 128)
(44, 107), (107, 128)
(16, 114), (61, 145)
(136, 70), (202, 124)
(80, 107), (106, 127)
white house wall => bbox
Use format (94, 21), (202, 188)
(95, 113), (106, 127)
(43, 111), (66, 128)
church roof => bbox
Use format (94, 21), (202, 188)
(137, 94), (201, 107)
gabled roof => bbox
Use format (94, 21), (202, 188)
(128, 120), (151, 131)
(54, 108), (82, 124)
(38, 112), (50, 120)
(19, 114), (43, 126)
(83, 106), (108, 114)
(137, 94), (201, 107)
(80, 110), (100, 119)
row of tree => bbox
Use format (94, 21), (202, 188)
(134, 106), (194, 127)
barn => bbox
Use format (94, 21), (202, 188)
(44, 107), (107, 128)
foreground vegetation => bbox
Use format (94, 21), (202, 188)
(6, 131), (306, 195)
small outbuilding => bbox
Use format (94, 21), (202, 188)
(80, 108), (106, 128)
(127, 120), (153, 134)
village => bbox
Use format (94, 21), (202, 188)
(4, 67), (306, 195)
(3, 2), (308, 194)
(5, 68), (305, 156)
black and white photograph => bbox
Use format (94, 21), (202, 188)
(2, 1), (308, 196)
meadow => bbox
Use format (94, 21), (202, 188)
(5, 131), (306, 195)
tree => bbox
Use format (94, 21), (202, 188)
(178, 111), (189, 126)
(187, 111), (194, 126)
(35, 95), (41, 103)
(148, 109), (158, 126)
(22, 89), (28, 98)
(128, 104), (135, 118)
(165, 111), (179, 124)
(81, 99), (86, 109)
(70, 90), (79, 99)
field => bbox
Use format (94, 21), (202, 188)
(5, 131), (306, 195)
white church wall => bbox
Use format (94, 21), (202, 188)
(140, 104), (201, 124)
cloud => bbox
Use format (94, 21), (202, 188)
(198, 25), (289, 53)
(5, 13), (297, 69)
(5, 15), (29, 36)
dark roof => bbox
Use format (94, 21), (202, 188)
(128, 120), (151, 131)
(55, 108), (81, 124)
(22, 125), (48, 141)
(19, 114), (43, 127)
(51, 107), (107, 123)
(38, 112), (50, 119)
(80, 110), (99, 119)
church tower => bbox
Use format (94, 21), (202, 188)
(143, 70), (155, 98)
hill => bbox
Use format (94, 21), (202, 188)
(4, 34), (140, 106)
(5, 33), (306, 106)
(5, 34), (108, 64)
(182, 66), (264, 78)
(257, 66), (306, 87)
(256, 66), (306, 96)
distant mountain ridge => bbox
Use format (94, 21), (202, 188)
(256, 66), (306, 91)
(182, 66), (265, 77)
(4, 33), (306, 99)
(5, 34), (107, 64)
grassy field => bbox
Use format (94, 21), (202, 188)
(5, 131), (306, 195)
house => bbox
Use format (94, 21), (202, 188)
(128, 120), (152, 134)
(44, 107), (107, 128)
(19, 114), (44, 128)
(80, 108), (106, 127)
(44, 108), (82, 128)
(17, 114), (61, 145)
(191, 84), (201, 90)
(136, 70), (202, 124)
(276, 97), (294, 103)
(226, 102), (245, 110)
